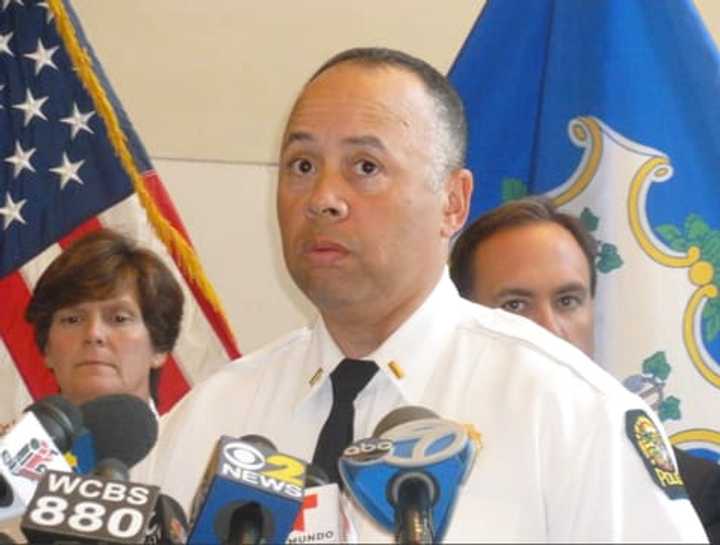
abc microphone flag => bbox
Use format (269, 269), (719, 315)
(188, 435), (307, 545)
(338, 407), (478, 543)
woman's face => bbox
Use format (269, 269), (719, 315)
(44, 284), (166, 406)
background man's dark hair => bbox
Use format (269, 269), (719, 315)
(449, 196), (598, 298)
(25, 228), (184, 404)
(309, 47), (467, 183)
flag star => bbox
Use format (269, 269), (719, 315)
(50, 153), (85, 189)
(61, 103), (94, 139)
(24, 39), (59, 75)
(5, 141), (36, 178)
(37, 1), (54, 23)
(0, 192), (27, 230)
(0, 31), (13, 57)
(13, 89), (48, 127)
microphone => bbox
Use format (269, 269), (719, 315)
(94, 457), (131, 481)
(0, 396), (82, 522)
(82, 396), (188, 544)
(338, 406), (478, 544)
(80, 394), (158, 469)
(145, 493), (189, 545)
(25, 395), (82, 453)
(188, 434), (308, 545)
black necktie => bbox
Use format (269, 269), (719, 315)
(312, 358), (379, 485)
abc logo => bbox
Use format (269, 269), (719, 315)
(223, 442), (266, 471)
(343, 439), (393, 463)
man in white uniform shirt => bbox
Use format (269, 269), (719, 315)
(149, 48), (707, 542)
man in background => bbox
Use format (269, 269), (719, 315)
(150, 49), (706, 541)
(450, 195), (720, 542)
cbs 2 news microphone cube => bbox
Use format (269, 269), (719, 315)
(188, 435), (307, 545)
(21, 470), (160, 544)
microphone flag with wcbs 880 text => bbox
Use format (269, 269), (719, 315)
(20, 394), (165, 544)
(0, 395), (82, 523)
(20, 460), (161, 544)
(338, 406), (478, 544)
(188, 435), (308, 545)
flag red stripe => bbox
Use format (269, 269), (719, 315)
(58, 217), (104, 249)
(142, 171), (241, 359)
(0, 272), (58, 399)
(156, 354), (190, 414)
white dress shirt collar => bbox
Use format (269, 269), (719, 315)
(295, 269), (459, 411)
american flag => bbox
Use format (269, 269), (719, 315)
(0, 0), (240, 420)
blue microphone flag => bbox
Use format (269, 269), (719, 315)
(339, 416), (477, 542)
(188, 435), (307, 545)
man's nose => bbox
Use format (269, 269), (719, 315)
(534, 304), (566, 340)
(305, 169), (349, 222)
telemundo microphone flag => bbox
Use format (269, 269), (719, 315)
(449, 0), (720, 460)
(0, 0), (240, 419)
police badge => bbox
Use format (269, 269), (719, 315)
(626, 409), (687, 499)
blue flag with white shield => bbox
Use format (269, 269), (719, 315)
(449, 0), (720, 460)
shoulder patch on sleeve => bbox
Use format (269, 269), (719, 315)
(625, 409), (687, 499)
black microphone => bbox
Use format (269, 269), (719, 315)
(80, 394), (158, 469)
(0, 395), (83, 522)
(24, 395), (83, 453)
(93, 457), (130, 481)
(145, 493), (189, 545)
(374, 406), (437, 545)
(81, 397), (188, 544)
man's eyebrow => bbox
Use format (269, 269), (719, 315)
(495, 287), (534, 298)
(282, 132), (387, 152)
(342, 135), (386, 151)
(554, 282), (589, 295)
(282, 131), (315, 151)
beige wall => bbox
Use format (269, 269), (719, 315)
(71, 1), (720, 353)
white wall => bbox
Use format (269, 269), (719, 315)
(70, 1), (720, 353)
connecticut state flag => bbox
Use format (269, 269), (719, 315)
(449, 0), (720, 460)
(0, 0), (239, 419)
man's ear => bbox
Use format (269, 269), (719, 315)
(441, 168), (473, 239)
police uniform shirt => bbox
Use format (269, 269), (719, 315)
(148, 270), (707, 543)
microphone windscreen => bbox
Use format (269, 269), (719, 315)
(372, 405), (438, 437)
(80, 394), (158, 468)
(24, 395), (82, 452)
(93, 457), (130, 481)
(239, 434), (277, 452)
